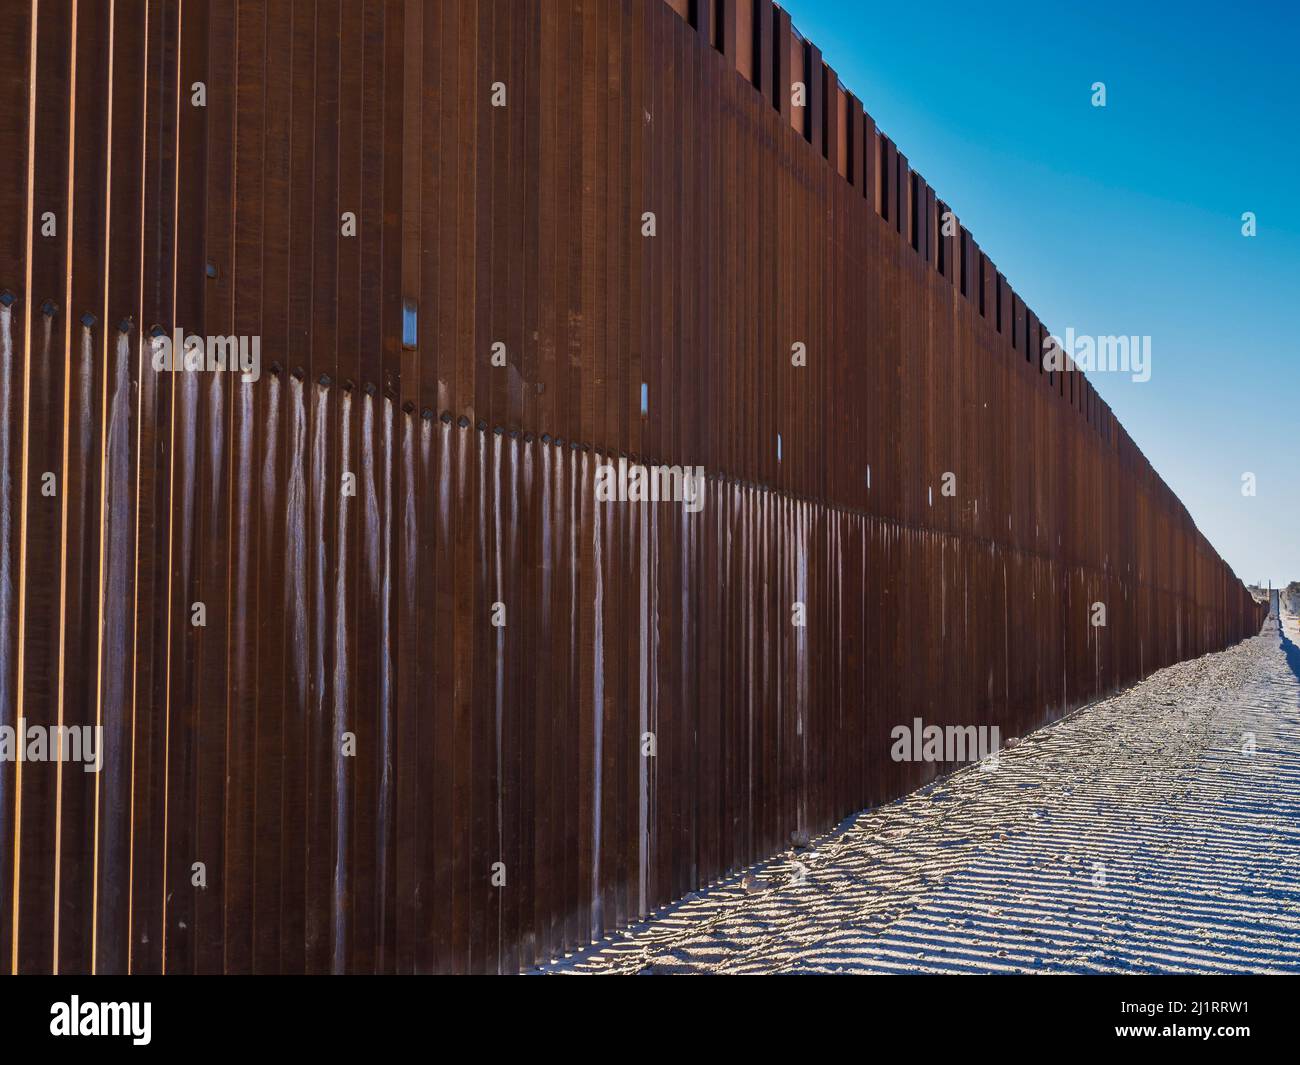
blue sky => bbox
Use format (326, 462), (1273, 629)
(780, 0), (1298, 587)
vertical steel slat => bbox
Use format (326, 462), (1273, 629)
(15, 0), (75, 976)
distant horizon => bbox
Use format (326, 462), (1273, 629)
(781, 0), (1299, 589)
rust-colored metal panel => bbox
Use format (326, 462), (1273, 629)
(59, 0), (111, 979)
(807, 48), (823, 156)
(936, 198), (952, 281)
(789, 26), (806, 138)
(847, 94), (862, 189)
(904, 154), (915, 248)
(0, 0), (31, 970)
(834, 87), (848, 178)
(881, 135), (894, 223)
(973, 246), (988, 324)
(918, 177), (931, 263)
(756, 0), (774, 103)
(723, 0), (742, 74)
(16, 0), (76, 976)
(863, 110), (877, 210)
(694, 0), (714, 45)
(775, 6), (792, 124)
(895, 148), (906, 237)
(960, 225), (973, 299)
(0, 0), (1263, 977)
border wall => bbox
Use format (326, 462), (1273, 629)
(0, 0), (1264, 973)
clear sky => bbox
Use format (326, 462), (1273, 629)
(780, 0), (1298, 588)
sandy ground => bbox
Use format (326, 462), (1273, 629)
(542, 616), (1300, 974)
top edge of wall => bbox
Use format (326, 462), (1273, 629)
(660, 0), (1247, 591)
(665, 1), (1067, 391)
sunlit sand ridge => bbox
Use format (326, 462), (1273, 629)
(545, 617), (1300, 974)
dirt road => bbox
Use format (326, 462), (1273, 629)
(542, 617), (1300, 974)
